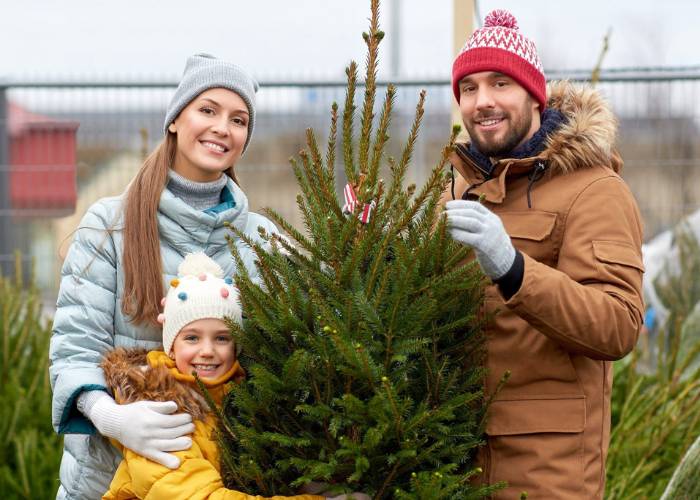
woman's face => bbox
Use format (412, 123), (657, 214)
(171, 318), (236, 380)
(169, 88), (249, 182)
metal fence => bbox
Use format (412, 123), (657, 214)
(1, 67), (699, 300)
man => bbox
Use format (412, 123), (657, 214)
(443, 9), (644, 499)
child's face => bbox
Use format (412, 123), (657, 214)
(169, 87), (249, 182)
(171, 318), (235, 380)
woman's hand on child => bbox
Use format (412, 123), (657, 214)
(85, 392), (195, 469)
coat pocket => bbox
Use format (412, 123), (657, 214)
(592, 240), (645, 305)
(486, 396), (585, 435)
(592, 240), (645, 272)
(485, 398), (586, 498)
(501, 211), (558, 242)
(500, 210), (558, 265)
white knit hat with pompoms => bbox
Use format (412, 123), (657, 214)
(157, 252), (242, 355)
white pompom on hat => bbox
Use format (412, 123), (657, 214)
(158, 252), (242, 355)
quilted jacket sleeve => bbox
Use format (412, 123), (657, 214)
(504, 175), (645, 360)
(50, 199), (120, 434)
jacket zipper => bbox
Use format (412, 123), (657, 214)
(526, 160), (547, 209)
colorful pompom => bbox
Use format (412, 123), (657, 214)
(220, 287), (230, 298)
(199, 273), (207, 281)
(157, 313), (165, 324)
(224, 277), (233, 285)
(170, 278), (180, 288)
(160, 297), (166, 307)
(178, 292), (187, 301)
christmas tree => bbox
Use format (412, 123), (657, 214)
(606, 224), (700, 499)
(0, 257), (63, 499)
(216, 1), (499, 497)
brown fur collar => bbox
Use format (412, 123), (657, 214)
(101, 348), (210, 420)
(542, 80), (621, 174)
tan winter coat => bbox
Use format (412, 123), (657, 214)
(443, 81), (644, 499)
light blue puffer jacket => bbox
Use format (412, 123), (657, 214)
(49, 178), (277, 500)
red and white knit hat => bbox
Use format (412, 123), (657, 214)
(452, 9), (546, 110)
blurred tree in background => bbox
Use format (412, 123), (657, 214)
(0, 256), (62, 498)
(606, 226), (700, 499)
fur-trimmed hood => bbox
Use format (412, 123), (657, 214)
(453, 80), (622, 180)
(101, 348), (243, 421)
(542, 80), (621, 174)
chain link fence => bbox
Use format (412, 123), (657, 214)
(1, 67), (699, 301)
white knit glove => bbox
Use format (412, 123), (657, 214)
(445, 200), (516, 280)
(78, 390), (195, 469)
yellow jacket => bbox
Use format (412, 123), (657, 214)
(101, 349), (321, 500)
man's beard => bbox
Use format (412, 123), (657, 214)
(467, 102), (533, 158)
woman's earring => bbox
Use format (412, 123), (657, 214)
(168, 351), (175, 360)
(168, 123), (177, 133)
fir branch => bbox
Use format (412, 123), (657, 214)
(233, 227), (285, 298)
(307, 128), (344, 220)
(299, 149), (333, 247)
(261, 206), (320, 260)
(290, 156), (316, 216)
(342, 62), (359, 184)
(394, 162), (447, 240)
(368, 84), (396, 190)
(290, 157), (331, 253)
(478, 371), (511, 431)
(387, 89), (426, 207)
(326, 102), (339, 185)
(370, 261), (392, 310)
(194, 374), (237, 440)
(358, 0), (383, 176)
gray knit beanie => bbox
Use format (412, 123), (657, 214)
(164, 53), (259, 154)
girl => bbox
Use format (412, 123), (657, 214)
(50, 53), (280, 499)
(100, 252), (325, 500)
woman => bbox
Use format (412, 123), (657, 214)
(50, 53), (279, 499)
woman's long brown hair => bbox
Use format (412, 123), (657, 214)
(121, 132), (238, 326)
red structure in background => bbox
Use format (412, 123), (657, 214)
(8, 102), (78, 216)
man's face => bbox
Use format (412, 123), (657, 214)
(458, 71), (541, 158)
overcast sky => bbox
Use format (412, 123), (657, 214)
(0, 0), (696, 81)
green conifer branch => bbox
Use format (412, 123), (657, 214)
(358, 0), (382, 177)
(293, 151), (332, 253)
(342, 62), (359, 184)
(298, 149), (333, 244)
(261, 206), (319, 259)
(479, 370), (511, 431)
(301, 136), (327, 211)
(395, 163), (447, 238)
(407, 124), (459, 255)
(290, 157), (327, 248)
(306, 128), (344, 220)
(365, 87), (394, 194)
(370, 262), (391, 310)
(326, 102), (339, 183)
(390, 90), (426, 195)
(290, 156), (314, 208)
